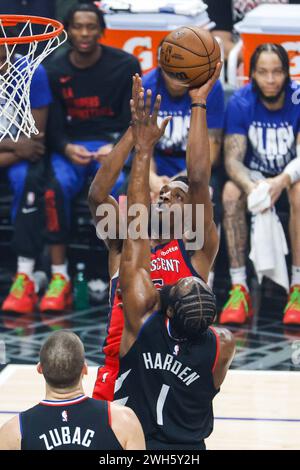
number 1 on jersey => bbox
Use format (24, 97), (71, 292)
(156, 384), (170, 425)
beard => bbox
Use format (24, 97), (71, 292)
(253, 79), (287, 104)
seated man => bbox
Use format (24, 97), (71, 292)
(0, 34), (51, 314)
(41, 3), (141, 312)
(114, 85), (235, 450)
(0, 330), (145, 450)
(221, 43), (300, 325)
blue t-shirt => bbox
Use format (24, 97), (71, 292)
(225, 82), (300, 176)
(0, 57), (52, 139)
(142, 68), (224, 177)
(30, 63), (52, 109)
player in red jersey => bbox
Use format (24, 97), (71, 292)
(89, 68), (221, 400)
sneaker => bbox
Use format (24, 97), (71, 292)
(283, 285), (300, 325)
(2, 273), (37, 314)
(39, 274), (72, 312)
(219, 284), (253, 325)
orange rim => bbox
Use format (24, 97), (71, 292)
(0, 15), (64, 44)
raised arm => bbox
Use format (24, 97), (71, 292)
(88, 75), (143, 261)
(119, 91), (170, 352)
(186, 64), (222, 267)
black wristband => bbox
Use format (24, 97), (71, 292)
(191, 103), (207, 110)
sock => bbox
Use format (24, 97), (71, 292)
(291, 265), (300, 288)
(207, 271), (215, 289)
(51, 264), (69, 281)
(229, 267), (248, 291)
(17, 257), (35, 280)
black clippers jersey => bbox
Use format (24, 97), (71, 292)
(20, 395), (122, 450)
(114, 312), (219, 449)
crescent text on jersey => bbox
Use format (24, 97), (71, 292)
(150, 258), (181, 273)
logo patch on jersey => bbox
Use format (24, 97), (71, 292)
(59, 75), (72, 84)
(102, 372), (109, 383)
(173, 345), (180, 356)
(62, 410), (68, 422)
(26, 192), (35, 206)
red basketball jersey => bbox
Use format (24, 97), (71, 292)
(93, 239), (201, 401)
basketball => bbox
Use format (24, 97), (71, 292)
(159, 26), (221, 88)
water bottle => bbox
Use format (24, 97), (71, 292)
(74, 263), (90, 311)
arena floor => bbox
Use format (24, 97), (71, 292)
(0, 365), (299, 450)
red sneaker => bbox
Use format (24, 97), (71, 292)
(1, 273), (37, 314)
(283, 285), (300, 325)
(219, 284), (253, 325)
(39, 274), (72, 312)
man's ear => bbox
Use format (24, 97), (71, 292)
(37, 363), (43, 375)
(82, 362), (88, 376)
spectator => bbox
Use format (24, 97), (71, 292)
(220, 43), (300, 325)
(56, 0), (96, 22)
(206, 0), (300, 61)
(0, 32), (52, 314)
(40, 3), (141, 313)
(0, 330), (145, 450)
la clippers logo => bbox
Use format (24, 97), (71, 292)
(62, 410), (68, 422)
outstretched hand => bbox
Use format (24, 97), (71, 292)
(189, 61), (223, 103)
(130, 89), (171, 150)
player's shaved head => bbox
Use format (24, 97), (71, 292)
(40, 330), (85, 389)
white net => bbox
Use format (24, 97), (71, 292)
(0, 17), (67, 141)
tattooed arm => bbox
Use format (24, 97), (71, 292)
(224, 134), (256, 194)
(208, 128), (223, 167)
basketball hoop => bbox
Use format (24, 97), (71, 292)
(0, 15), (67, 142)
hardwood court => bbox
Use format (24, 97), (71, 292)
(0, 365), (299, 450)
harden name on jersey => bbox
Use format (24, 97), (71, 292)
(143, 352), (200, 386)
(39, 426), (95, 450)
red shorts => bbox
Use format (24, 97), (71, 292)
(92, 358), (120, 401)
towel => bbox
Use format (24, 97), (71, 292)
(248, 181), (289, 292)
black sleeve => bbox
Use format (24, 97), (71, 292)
(206, 0), (234, 32)
(119, 57), (142, 131)
(46, 74), (70, 155)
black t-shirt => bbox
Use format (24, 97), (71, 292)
(46, 45), (141, 152)
(114, 311), (219, 450)
(20, 395), (123, 450)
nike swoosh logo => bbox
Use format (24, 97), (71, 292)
(59, 76), (72, 84)
(22, 207), (38, 214)
(114, 369), (131, 394)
